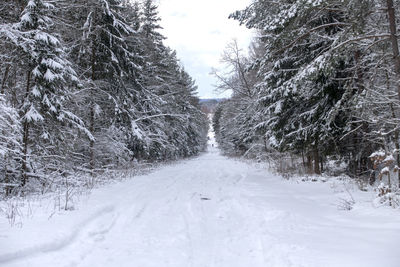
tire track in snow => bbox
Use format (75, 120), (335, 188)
(0, 205), (116, 264)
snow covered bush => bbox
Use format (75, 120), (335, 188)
(374, 183), (400, 208)
(370, 150), (398, 187)
(370, 150), (400, 207)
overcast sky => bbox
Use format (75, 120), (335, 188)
(158, 0), (253, 99)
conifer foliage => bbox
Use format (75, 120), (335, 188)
(214, 0), (400, 189)
(0, 0), (208, 195)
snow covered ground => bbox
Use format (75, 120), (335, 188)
(1, 135), (400, 267)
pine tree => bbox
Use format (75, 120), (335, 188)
(0, 0), (208, 196)
(17, 0), (87, 185)
(141, 0), (164, 42)
(229, 0), (378, 174)
(67, 0), (136, 172)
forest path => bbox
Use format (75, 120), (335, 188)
(1, 143), (400, 267)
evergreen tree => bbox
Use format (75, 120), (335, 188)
(17, 0), (87, 185)
(67, 0), (137, 171)
(0, 0), (209, 195)
(227, 0), (378, 174)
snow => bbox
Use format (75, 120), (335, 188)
(23, 105), (44, 122)
(370, 150), (386, 158)
(20, 13), (32, 25)
(44, 69), (56, 82)
(32, 67), (43, 79)
(1, 137), (400, 267)
(42, 59), (64, 71)
(381, 166), (390, 174)
(26, 0), (36, 9)
(383, 154), (395, 164)
(34, 32), (60, 46)
(274, 100), (283, 114)
(131, 121), (144, 140)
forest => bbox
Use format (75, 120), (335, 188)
(2, 0), (400, 205)
(1, 1), (399, 266)
(0, 0), (209, 197)
(213, 0), (400, 201)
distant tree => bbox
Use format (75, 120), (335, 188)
(212, 40), (260, 156)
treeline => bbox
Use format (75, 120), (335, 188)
(213, 0), (400, 187)
(0, 0), (208, 195)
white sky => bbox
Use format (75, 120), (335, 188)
(158, 0), (253, 99)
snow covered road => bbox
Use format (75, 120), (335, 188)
(1, 145), (400, 267)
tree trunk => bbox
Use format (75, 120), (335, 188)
(1, 65), (10, 94)
(264, 136), (268, 152)
(389, 94), (400, 188)
(320, 156), (324, 174)
(396, 139), (400, 188)
(307, 153), (313, 174)
(314, 137), (321, 175)
(387, 0), (400, 80)
(22, 121), (30, 186)
(89, 35), (96, 176)
(21, 70), (32, 186)
(314, 148), (320, 175)
(354, 50), (364, 93)
(387, 0), (400, 188)
(4, 154), (9, 196)
(89, 105), (95, 175)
